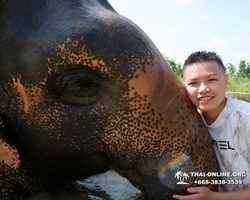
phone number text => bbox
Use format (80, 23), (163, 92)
(194, 180), (243, 185)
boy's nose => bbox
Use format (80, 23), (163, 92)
(198, 83), (210, 93)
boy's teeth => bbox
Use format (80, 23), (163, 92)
(199, 97), (212, 101)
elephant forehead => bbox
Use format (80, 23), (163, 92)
(1, 0), (157, 85)
(45, 36), (153, 82)
(46, 37), (111, 76)
(127, 58), (181, 112)
(127, 59), (159, 97)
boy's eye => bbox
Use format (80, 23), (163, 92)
(188, 82), (197, 85)
(209, 79), (217, 81)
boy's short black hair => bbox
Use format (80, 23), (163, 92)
(183, 51), (225, 77)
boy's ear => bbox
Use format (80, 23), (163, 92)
(225, 74), (229, 87)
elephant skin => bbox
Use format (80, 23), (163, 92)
(0, 0), (219, 199)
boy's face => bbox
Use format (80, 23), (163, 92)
(184, 61), (228, 115)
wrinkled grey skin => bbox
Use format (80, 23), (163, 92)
(0, 0), (219, 199)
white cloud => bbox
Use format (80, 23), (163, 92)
(169, 27), (181, 32)
(175, 0), (196, 5)
(202, 14), (210, 19)
(235, 53), (246, 59)
(231, 36), (240, 41)
(200, 37), (225, 48)
(149, 0), (164, 3)
(211, 37), (225, 45)
(200, 42), (210, 47)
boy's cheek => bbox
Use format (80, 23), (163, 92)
(185, 87), (196, 99)
(185, 89), (199, 107)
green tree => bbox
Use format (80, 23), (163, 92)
(163, 54), (183, 77)
(237, 60), (250, 78)
(226, 63), (236, 77)
(246, 62), (250, 79)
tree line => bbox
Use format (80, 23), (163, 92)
(163, 54), (250, 78)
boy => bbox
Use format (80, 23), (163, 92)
(173, 51), (250, 200)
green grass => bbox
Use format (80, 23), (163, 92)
(176, 75), (250, 93)
(227, 76), (250, 93)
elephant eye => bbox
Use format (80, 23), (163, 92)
(56, 69), (103, 105)
(65, 81), (100, 97)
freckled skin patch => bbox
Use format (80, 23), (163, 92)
(0, 1), (219, 199)
(13, 77), (30, 113)
(0, 117), (29, 199)
(0, 118), (20, 170)
(0, 138), (20, 169)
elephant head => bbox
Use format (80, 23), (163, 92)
(0, 0), (218, 199)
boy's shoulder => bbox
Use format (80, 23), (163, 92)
(227, 97), (250, 115)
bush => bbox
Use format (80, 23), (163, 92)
(227, 76), (250, 93)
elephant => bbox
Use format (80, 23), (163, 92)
(0, 0), (219, 199)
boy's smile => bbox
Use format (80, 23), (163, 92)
(184, 61), (228, 124)
(198, 96), (213, 103)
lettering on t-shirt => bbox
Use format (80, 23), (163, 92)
(212, 140), (235, 150)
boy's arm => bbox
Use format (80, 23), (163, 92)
(173, 187), (250, 200)
(214, 187), (250, 200)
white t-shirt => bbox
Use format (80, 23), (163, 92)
(198, 97), (250, 192)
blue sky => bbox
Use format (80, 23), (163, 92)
(108, 0), (250, 69)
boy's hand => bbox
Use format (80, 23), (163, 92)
(173, 187), (215, 200)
